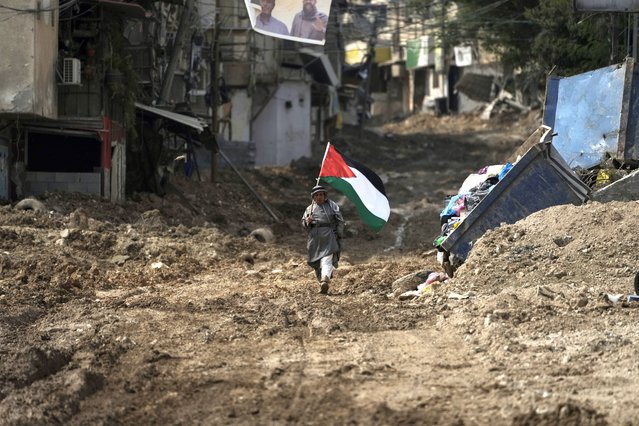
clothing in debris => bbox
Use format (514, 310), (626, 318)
(302, 185), (344, 292)
(434, 162), (516, 272)
(398, 271), (450, 300)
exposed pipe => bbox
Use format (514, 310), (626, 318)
(218, 149), (281, 223)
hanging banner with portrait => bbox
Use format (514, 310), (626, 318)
(245, 0), (332, 45)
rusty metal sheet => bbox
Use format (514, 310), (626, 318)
(543, 60), (632, 169)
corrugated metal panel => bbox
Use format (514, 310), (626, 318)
(543, 60), (631, 169)
(134, 103), (207, 132)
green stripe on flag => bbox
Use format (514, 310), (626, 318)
(321, 177), (387, 232)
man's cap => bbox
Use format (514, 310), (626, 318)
(311, 185), (327, 196)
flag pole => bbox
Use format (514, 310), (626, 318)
(317, 141), (331, 185)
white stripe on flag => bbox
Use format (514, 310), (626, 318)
(344, 167), (390, 221)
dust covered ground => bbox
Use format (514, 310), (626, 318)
(1, 111), (637, 425)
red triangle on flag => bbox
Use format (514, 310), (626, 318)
(319, 144), (356, 178)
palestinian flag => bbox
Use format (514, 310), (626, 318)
(319, 143), (390, 232)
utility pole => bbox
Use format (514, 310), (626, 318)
(210, 0), (221, 183)
(439, 0), (448, 114)
(159, 0), (194, 105)
(358, 15), (377, 137)
(395, 1), (401, 60)
(634, 13), (638, 59)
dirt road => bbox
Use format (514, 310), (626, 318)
(0, 111), (636, 425)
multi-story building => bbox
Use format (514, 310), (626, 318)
(339, 0), (503, 124)
(0, 0), (345, 203)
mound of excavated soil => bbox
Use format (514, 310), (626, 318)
(1, 111), (637, 425)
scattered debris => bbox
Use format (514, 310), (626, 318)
(448, 291), (475, 300)
(602, 293), (624, 305)
(537, 286), (557, 299)
(249, 227), (276, 243)
(14, 197), (46, 212)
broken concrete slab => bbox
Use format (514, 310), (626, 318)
(591, 168), (639, 202)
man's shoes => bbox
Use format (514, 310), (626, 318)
(320, 276), (330, 294)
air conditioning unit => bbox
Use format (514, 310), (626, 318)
(62, 58), (81, 85)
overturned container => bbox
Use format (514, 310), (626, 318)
(441, 129), (590, 261)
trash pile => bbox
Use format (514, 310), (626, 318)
(432, 162), (514, 271)
(388, 268), (452, 300)
(397, 271), (450, 300)
(573, 155), (637, 194)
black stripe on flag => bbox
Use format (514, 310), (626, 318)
(339, 150), (387, 197)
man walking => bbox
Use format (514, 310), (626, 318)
(302, 185), (344, 294)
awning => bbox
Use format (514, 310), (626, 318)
(25, 127), (101, 139)
(298, 48), (339, 87)
(135, 103), (207, 133)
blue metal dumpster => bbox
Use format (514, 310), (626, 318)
(440, 140), (590, 261)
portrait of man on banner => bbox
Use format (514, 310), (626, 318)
(245, 0), (332, 46)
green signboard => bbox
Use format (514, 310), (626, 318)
(406, 36), (433, 70)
